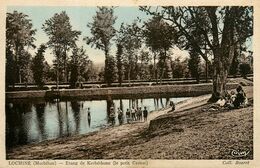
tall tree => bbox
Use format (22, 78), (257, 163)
(143, 16), (176, 83)
(69, 46), (89, 88)
(31, 44), (47, 87)
(19, 50), (32, 86)
(117, 20), (142, 84)
(6, 11), (36, 86)
(85, 7), (117, 85)
(42, 11), (81, 83)
(138, 49), (152, 80)
(116, 44), (123, 86)
(188, 49), (201, 83)
(141, 6), (253, 101)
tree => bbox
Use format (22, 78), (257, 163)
(140, 6), (253, 101)
(188, 49), (201, 83)
(117, 20), (142, 84)
(172, 58), (189, 78)
(239, 63), (251, 79)
(116, 44), (123, 86)
(6, 11), (36, 86)
(69, 46), (89, 88)
(105, 55), (117, 85)
(138, 49), (152, 80)
(31, 44), (47, 87)
(143, 16), (176, 83)
(85, 7), (117, 85)
(83, 61), (99, 81)
(42, 11), (81, 83)
(18, 50), (32, 86)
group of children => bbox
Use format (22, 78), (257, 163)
(125, 107), (148, 123)
(215, 85), (248, 109)
(109, 106), (149, 125)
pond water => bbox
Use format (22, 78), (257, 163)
(6, 97), (189, 149)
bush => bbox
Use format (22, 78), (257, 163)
(239, 63), (251, 79)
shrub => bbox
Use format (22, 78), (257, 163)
(239, 63), (251, 79)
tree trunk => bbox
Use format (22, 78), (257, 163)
(205, 59), (208, 82)
(209, 54), (229, 102)
(104, 47), (109, 86)
(153, 52), (158, 84)
(128, 65), (131, 86)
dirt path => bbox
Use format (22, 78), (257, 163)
(7, 86), (253, 159)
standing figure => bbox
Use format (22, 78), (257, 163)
(117, 107), (123, 125)
(126, 108), (131, 124)
(143, 106), (148, 122)
(87, 107), (91, 127)
(137, 107), (142, 121)
(110, 106), (116, 125)
(131, 107), (136, 121)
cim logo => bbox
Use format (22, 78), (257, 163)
(231, 149), (250, 157)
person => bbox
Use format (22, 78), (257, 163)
(131, 107), (136, 121)
(87, 107), (91, 127)
(109, 106), (115, 125)
(117, 108), (123, 125)
(126, 108), (131, 123)
(87, 107), (91, 119)
(137, 107), (142, 121)
(169, 101), (175, 111)
(215, 96), (226, 107)
(233, 85), (247, 108)
(230, 91), (236, 102)
(143, 106), (148, 122)
(225, 91), (236, 109)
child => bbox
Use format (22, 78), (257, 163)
(143, 106), (148, 122)
(126, 108), (131, 124)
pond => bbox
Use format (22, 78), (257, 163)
(6, 97), (189, 149)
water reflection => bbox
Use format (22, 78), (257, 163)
(71, 101), (81, 134)
(35, 103), (46, 140)
(6, 97), (189, 149)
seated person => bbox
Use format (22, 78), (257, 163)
(233, 85), (247, 108)
(216, 96), (226, 107)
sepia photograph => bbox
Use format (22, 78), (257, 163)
(2, 1), (258, 167)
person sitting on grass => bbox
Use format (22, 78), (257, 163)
(169, 101), (175, 112)
(207, 94), (226, 111)
(224, 90), (239, 109)
(233, 85), (247, 108)
(215, 96), (226, 107)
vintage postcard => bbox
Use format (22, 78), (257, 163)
(0, 0), (259, 167)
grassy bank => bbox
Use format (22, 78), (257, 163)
(7, 86), (253, 160)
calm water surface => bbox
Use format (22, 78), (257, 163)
(6, 97), (189, 149)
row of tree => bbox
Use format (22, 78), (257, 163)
(6, 6), (253, 101)
(6, 11), (97, 88)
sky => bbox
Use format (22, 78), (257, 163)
(6, 6), (154, 64)
(6, 6), (252, 65)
